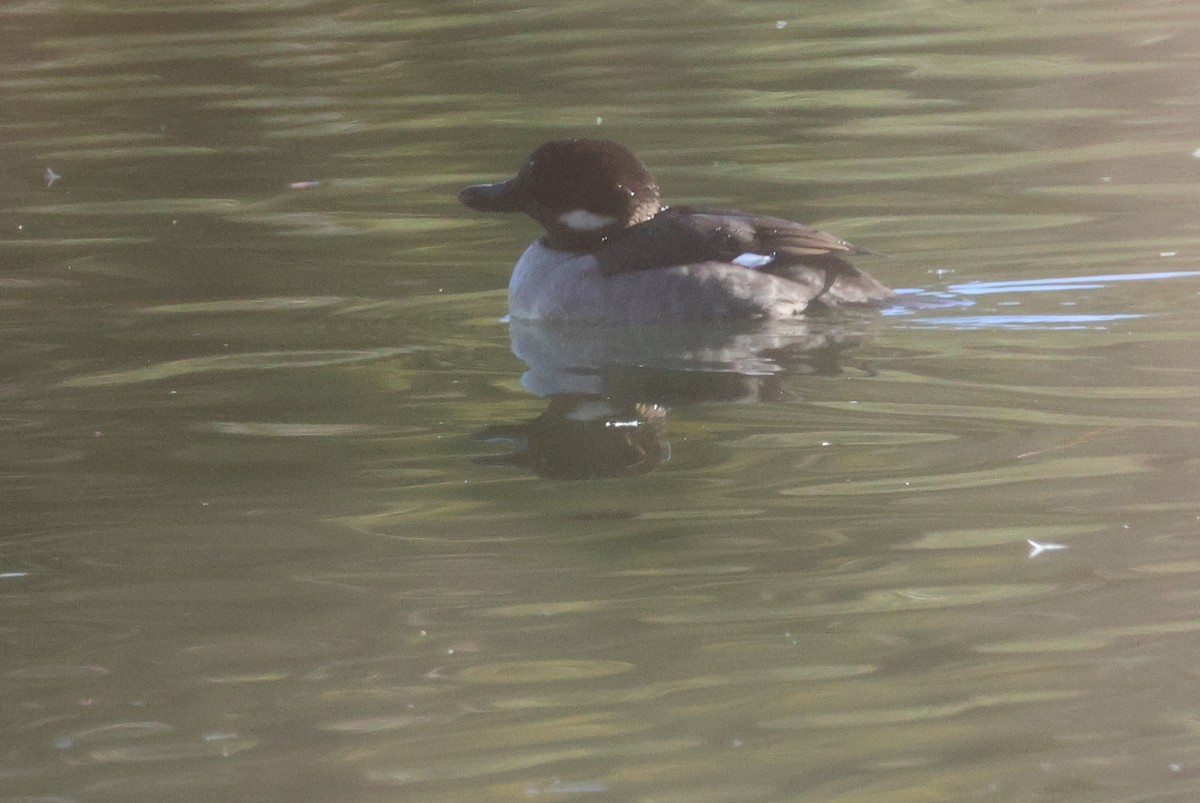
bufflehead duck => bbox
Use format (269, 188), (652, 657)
(459, 139), (893, 323)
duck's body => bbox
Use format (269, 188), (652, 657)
(459, 139), (892, 324)
(507, 240), (817, 323)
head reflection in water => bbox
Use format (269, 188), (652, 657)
(475, 398), (668, 480)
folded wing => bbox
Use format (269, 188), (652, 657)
(595, 207), (892, 306)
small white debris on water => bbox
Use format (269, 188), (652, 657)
(1027, 539), (1067, 558)
(596, 116), (603, 125)
(45, 167), (61, 187)
(527, 779), (609, 795)
(1160, 251), (1176, 257)
(202, 731), (239, 742)
(1192, 148), (1200, 158)
(775, 20), (787, 29)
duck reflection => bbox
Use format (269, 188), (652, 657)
(475, 317), (873, 479)
(476, 396), (669, 480)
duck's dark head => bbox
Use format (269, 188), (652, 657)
(459, 139), (662, 250)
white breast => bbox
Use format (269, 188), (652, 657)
(508, 241), (605, 321)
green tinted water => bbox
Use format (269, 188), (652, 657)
(3, 1), (1200, 801)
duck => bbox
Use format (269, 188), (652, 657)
(459, 138), (893, 324)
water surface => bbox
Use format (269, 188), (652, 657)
(3, 1), (1200, 801)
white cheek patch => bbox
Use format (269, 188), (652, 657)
(558, 209), (617, 231)
(732, 252), (775, 269)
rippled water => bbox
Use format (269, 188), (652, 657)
(4, 1), (1200, 801)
